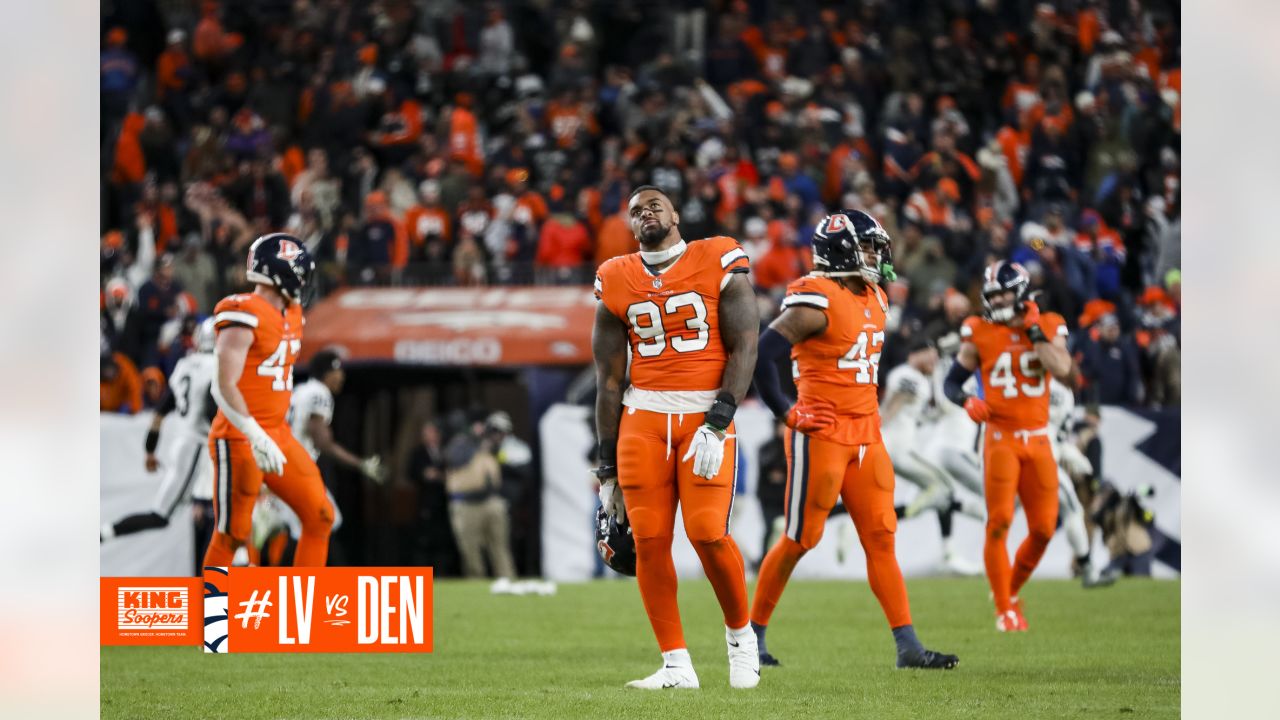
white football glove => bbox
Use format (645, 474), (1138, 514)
(1059, 442), (1094, 477)
(682, 425), (726, 479)
(598, 479), (626, 522)
(245, 427), (286, 475)
(360, 455), (386, 484)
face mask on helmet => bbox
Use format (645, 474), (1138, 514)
(981, 262), (1030, 323)
(812, 211), (896, 283)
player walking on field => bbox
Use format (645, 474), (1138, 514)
(592, 185), (761, 690)
(943, 260), (1075, 631)
(203, 233), (335, 569)
(749, 209), (958, 670)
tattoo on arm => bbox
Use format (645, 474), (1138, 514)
(716, 273), (761, 403)
(592, 302), (629, 462)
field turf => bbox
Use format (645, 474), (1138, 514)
(102, 577), (1179, 719)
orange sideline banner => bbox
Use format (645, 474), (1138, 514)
(300, 286), (596, 366)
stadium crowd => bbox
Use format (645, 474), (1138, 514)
(101, 0), (1180, 415)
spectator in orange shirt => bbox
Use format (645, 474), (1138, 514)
(593, 209), (638, 267)
(535, 187), (591, 282)
(101, 352), (143, 415)
(156, 29), (192, 105)
(404, 180), (453, 265)
(193, 1), (227, 65)
(752, 220), (811, 293)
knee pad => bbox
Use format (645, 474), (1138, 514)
(858, 510), (897, 554)
(987, 519), (1011, 541)
(627, 507), (672, 541)
(211, 531), (245, 550)
(683, 509), (728, 545)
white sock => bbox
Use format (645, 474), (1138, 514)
(662, 648), (692, 667)
(100, 522), (115, 540)
(727, 623), (752, 639)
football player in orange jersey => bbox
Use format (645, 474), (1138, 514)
(593, 186), (760, 689)
(943, 260), (1075, 631)
(749, 210), (958, 670)
(203, 233), (335, 571)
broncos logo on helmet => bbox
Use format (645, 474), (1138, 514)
(595, 506), (637, 576)
(245, 233), (315, 305)
(811, 209), (896, 284)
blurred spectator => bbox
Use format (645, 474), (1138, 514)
(136, 255), (183, 363)
(404, 180), (452, 266)
(594, 207), (639, 267)
(348, 191), (404, 284)
(1078, 314), (1143, 406)
(140, 366), (167, 410)
(101, 278), (143, 362)
(535, 191), (591, 281)
(101, 28), (138, 138)
(405, 421), (458, 573)
(100, 352), (143, 414)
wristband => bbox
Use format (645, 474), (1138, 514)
(1026, 324), (1048, 344)
(704, 391), (737, 431)
(145, 429), (160, 454)
(598, 442), (617, 466)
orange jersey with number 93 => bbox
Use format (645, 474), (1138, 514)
(782, 275), (888, 445)
(209, 293), (304, 437)
(595, 237), (750, 392)
(961, 313), (1068, 431)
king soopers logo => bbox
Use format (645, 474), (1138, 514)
(118, 587), (189, 631)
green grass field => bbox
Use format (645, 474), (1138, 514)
(102, 577), (1179, 719)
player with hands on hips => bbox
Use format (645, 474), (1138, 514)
(749, 209), (958, 671)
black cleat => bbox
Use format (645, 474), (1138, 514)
(759, 651), (781, 667)
(897, 649), (959, 670)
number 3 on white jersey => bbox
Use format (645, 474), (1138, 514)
(837, 330), (885, 384)
(258, 339), (302, 391)
(989, 350), (1045, 398)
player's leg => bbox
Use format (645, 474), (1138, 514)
(618, 409), (695, 688)
(750, 430), (848, 665)
(449, 499), (486, 577)
(263, 431), (334, 567)
(982, 435), (1022, 623)
(1009, 439), (1061, 603)
(843, 443), (958, 669)
(674, 417), (757, 688)
(102, 438), (204, 541)
(203, 437), (264, 567)
(892, 446), (953, 519)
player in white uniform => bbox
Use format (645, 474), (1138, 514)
(102, 319), (217, 550)
(254, 350), (383, 550)
(1048, 378), (1117, 588)
(881, 338), (984, 575)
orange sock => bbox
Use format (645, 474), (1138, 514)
(983, 444), (1021, 614)
(750, 536), (806, 626)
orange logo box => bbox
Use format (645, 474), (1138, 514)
(101, 577), (203, 646)
(207, 567), (433, 653)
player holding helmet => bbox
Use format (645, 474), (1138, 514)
(749, 209), (958, 670)
(943, 260), (1075, 631)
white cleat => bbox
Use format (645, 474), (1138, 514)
(726, 626), (761, 689)
(625, 664), (700, 690)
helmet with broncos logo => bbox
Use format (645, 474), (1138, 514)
(811, 209), (896, 283)
(245, 233), (315, 305)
